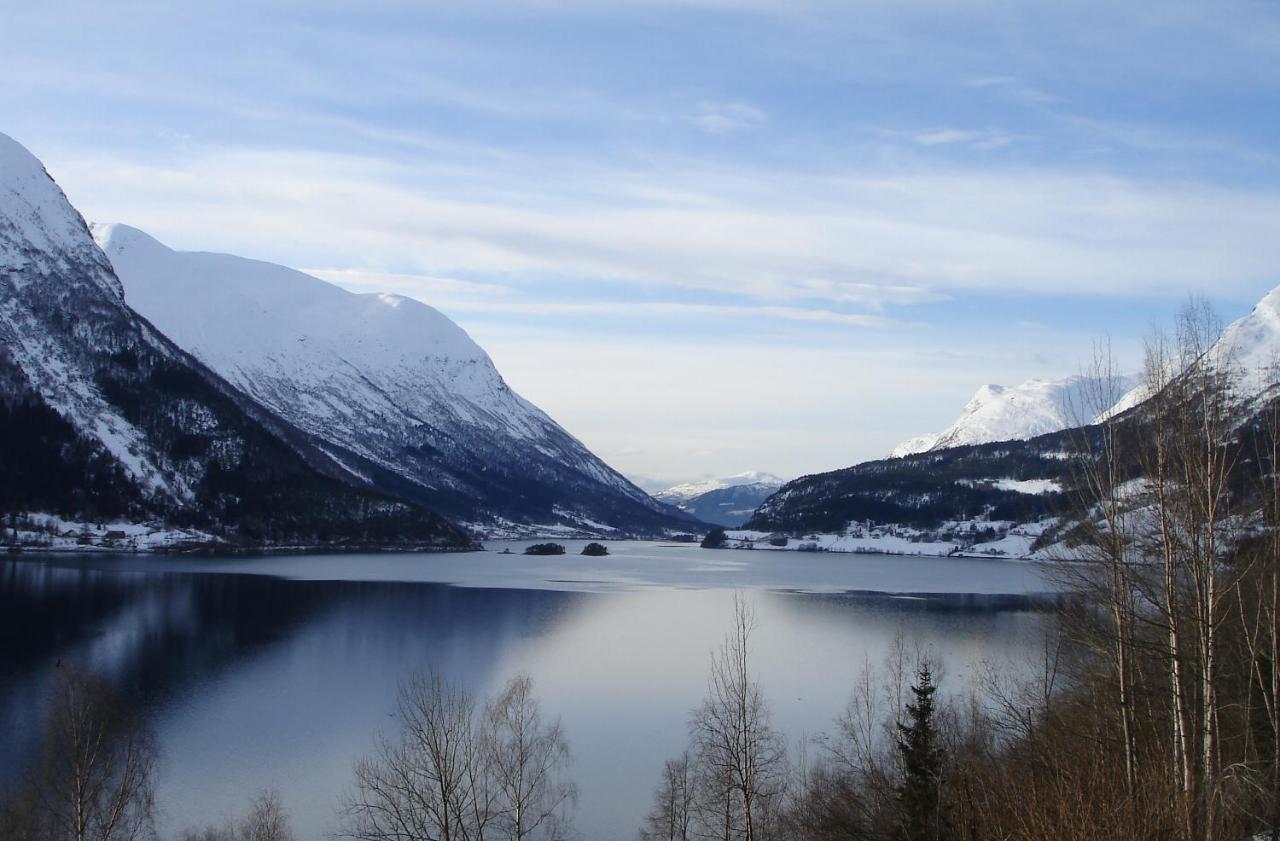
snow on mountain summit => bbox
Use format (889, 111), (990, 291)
(94, 223), (692, 535)
(891, 373), (1139, 458)
(0, 133), (466, 547)
(1211, 282), (1280, 394)
(0, 133), (122, 300)
(655, 471), (785, 504)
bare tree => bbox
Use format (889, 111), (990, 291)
(639, 752), (696, 841)
(179, 788), (295, 841)
(1062, 338), (1142, 795)
(341, 670), (575, 841)
(27, 667), (158, 841)
(1235, 357), (1280, 836)
(484, 675), (577, 841)
(235, 789), (295, 841)
(689, 593), (787, 841)
(340, 671), (493, 841)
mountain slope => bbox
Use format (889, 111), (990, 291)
(1211, 285), (1280, 396)
(891, 374), (1139, 458)
(675, 482), (785, 527)
(0, 132), (469, 549)
(749, 434), (1076, 536)
(654, 471), (784, 504)
(93, 223), (695, 536)
(753, 282), (1280, 547)
(653, 472), (784, 527)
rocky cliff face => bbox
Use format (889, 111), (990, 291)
(0, 132), (469, 549)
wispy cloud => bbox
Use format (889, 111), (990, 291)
(57, 143), (1280, 311)
(305, 267), (905, 328)
(909, 127), (1023, 150)
(963, 75), (1060, 106)
(693, 102), (768, 134)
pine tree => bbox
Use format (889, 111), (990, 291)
(896, 662), (946, 841)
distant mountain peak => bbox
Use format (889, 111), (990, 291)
(0, 133), (122, 301)
(890, 373), (1139, 458)
(654, 471), (785, 504)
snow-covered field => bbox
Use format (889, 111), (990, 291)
(724, 517), (1059, 561)
(5, 513), (222, 552)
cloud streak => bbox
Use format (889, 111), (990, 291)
(55, 143), (1280, 311)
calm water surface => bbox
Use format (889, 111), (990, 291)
(0, 541), (1057, 840)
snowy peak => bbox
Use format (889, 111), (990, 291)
(890, 280), (1280, 462)
(961, 384), (1006, 415)
(1211, 281), (1280, 394)
(1098, 282), (1280, 421)
(0, 133), (121, 300)
(655, 471), (785, 504)
(891, 373), (1139, 457)
(94, 223), (489, 365)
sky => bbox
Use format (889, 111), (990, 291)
(5, 0), (1280, 488)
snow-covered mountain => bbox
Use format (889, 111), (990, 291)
(94, 223), (694, 536)
(1211, 285), (1280, 396)
(890, 374), (1139, 458)
(1098, 288), (1280, 422)
(0, 132), (467, 548)
(654, 471), (785, 504)
(678, 483), (784, 528)
(653, 472), (785, 528)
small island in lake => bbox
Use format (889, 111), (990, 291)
(580, 542), (609, 556)
(524, 542), (566, 556)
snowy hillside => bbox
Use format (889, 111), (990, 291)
(1211, 284), (1280, 396)
(0, 136), (179, 499)
(890, 374), (1139, 457)
(654, 471), (784, 504)
(95, 224), (693, 536)
(1099, 286), (1280, 422)
(0, 132), (467, 549)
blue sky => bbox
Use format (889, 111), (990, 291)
(6, 0), (1280, 486)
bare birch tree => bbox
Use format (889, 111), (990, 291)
(639, 752), (696, 841)
(340, 671), (573, 841)
(340, 671), (491, 841)
(180, 788), (296, 841)
(484, 675), (576, 841)
(35, 667), (157, 841)
(690, 593), (787, 841)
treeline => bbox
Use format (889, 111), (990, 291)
(0, 667), (576, 841)
(637, 301), (1280, 841)
(746, 441), (1076, 533)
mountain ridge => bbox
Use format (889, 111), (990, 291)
(0, 132), (470, 550)
(890, 373), (1139, 458)
(93, 223), (697, 537)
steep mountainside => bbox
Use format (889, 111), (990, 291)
(0, 132), (469, 549)
(1211, 285), (1280, 395)
(94, 224), (695, 536)
(890, 374), (1138, 458)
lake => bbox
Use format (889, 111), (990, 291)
(0, 541), (1058, 840)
